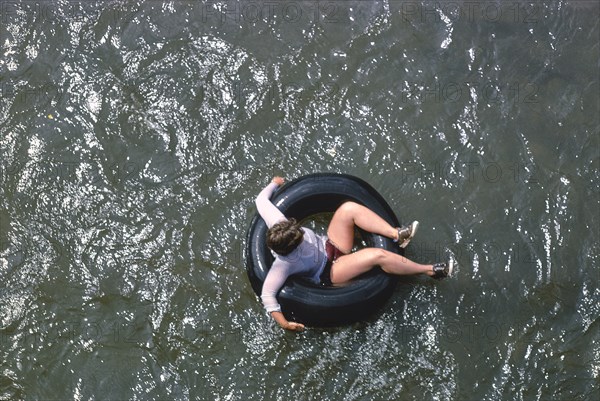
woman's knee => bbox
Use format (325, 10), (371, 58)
(367, 248), (389, 265)
(337, 201), (360, 216)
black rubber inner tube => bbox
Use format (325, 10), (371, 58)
(245, 173), (403, 327)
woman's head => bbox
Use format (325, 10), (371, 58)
(266, 218), (304, 256)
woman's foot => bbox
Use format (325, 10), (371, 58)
(432, 259), (454, 279)
(396, 221), (419, 248)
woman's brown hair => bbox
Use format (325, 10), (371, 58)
(266, 218), (304, 255)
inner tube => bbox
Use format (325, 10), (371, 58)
(245, 173), (403, 327)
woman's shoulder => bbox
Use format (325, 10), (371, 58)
(300, 226), (317, 235)
(300, 226), (327, 241)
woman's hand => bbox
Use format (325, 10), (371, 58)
(270, 311), (304, 332)
(284, 321), (305, 332)
(271, 176), (285, 186)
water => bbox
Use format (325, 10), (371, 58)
(0, 1), (598, 400)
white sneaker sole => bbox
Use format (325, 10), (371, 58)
(399, 220), (419, 248)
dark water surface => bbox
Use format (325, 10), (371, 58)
(0, 1), (599, 400)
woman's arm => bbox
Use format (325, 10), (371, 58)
(255, 177), (287, 228)
(261, 260), (305, 332)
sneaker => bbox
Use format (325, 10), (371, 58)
(432, 258), (454, 279)
(396, 221), (419, 248)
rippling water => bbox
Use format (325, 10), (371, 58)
(1, 1), (598, 400)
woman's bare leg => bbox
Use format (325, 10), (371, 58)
(330, 248), (433, 284)
(327, 201), (398, 253)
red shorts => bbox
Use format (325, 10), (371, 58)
(320, 239), (346, 286)
(326, 239), (346, 262)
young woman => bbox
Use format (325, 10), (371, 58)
(256, 176), (453, 331)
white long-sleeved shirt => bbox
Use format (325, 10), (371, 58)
(255, 182), (328, 313)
